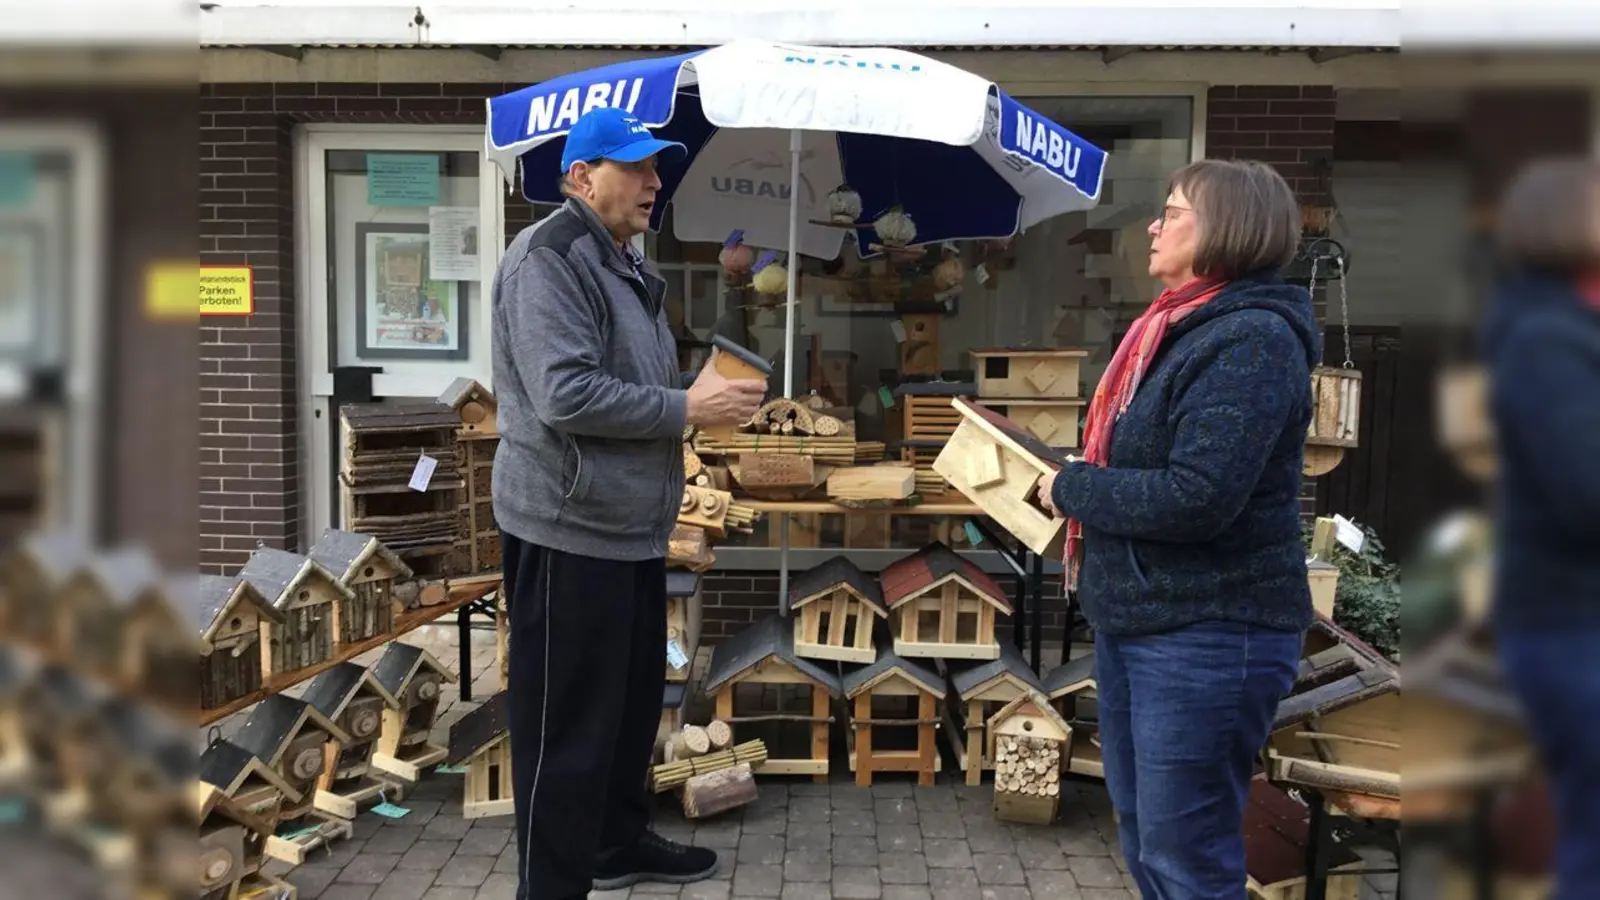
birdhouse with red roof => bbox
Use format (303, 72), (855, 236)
(878, 541), (1010, 661)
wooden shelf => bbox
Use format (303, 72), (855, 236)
(197, 579), (499, 727)
(742, 500), (981, 516)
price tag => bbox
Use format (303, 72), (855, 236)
(666, 639), (689, 670)
(975, 264), (990, 285)
(1333, 514), (1365, 554)
(408, 454), (438, 492)
(434, 763), (468, 775)
(371, 801), (411, 819)
(889, 320), (907, 343)
(963, 521), (984, 547)
(878, 386), (895, 409)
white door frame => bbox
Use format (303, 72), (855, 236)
(294, 124), (504, 546)
(0, 121), (105, 534)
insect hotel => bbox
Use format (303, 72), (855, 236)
(893, 381), (975, 497)
(306, 529), (413, 644)
(842, 648), (945, 786)
(0, 527), (89, 650)
(303, 661), (404, 819)
(786, 555), (888, 665)
(239, 546), (352, 675)
(1302, 363), (1363, 477)
(987, 688), (1073, 825)
(53, 546), (164, 683)
(228, 693), (354, 860)
(194, 575), (283, 713)
(197, 782), (279, 900)
(438, 377), (502, 578)
(947, 643), (1047, 786)
(1042, 653), (1102, 779)
(703, 614), (843, 781)
(447, 690), (514, 819)
(370, 641), (457, 781)
(339, 401), (466, 582)
(970, 347), (1089, 449)
(1267, 614), (1400, 803)
(878, 541), (1010, 660)
(932, 398), (1075, 556)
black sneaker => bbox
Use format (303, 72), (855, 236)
(591, 830), (719, 890)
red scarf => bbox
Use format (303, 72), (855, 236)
(1583, 271), (1600, 310)
(1063, 277), (1227, 589)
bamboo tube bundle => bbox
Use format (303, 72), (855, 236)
(697, 435), (857, 466)
(813, 415), (843, 437)
(723, 502), (761, 534)
(667, 725), (712, 761)
(993, 734), (1062, 798)
(649, 739), (769, 792)
(706, 719), (734, 751)
(855, 441), (887, 463)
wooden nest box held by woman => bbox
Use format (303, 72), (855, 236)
(932, 398), (1074, 557)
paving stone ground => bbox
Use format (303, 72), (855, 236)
(238, 623), (1399, 900)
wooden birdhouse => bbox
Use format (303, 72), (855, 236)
(438, 376), (498, 437)
(0, 646), (34, 787)
(0, 527), (89, 649)
(447, 690), (513, 819)
(1244, 780), (1366, 900)
(92, 697), (193, 865)
(1267, 614), (1400, 802)
(987, 689), (1072, 825)
(229, 694), (353, 823)
(703, 614), (843, 782)
(194, 575), (284, 713)
(1042, 653), (1102, 779)
(665, 570), (703, 683)
(303, 661), (404, 820)
(878, 541), (1011, 661)
(54, 546), (163, 682)
(947, 643), (1046, 786)
(240, 546), (353, 676)
(197, 737), (302, 823)
(121, 573), (206, 708)
(197, 782), (276, 900)
(970, 348), (1088, 400)
(306, 529), (413, 645)
(933, 398), (1075, 556)
(842, 648), (945, 786)
(438, 378), (502, 578)
(370, 641), (458, 782)
(786, 556), (888, 665)
(1302, 365), (1362, 476)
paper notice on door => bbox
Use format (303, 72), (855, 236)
(409, 454), (438, 492)
(1332, 514), (1365, 553)
(428, 206), (480, 281)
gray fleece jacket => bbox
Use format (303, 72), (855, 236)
(490, 198), (689, 561)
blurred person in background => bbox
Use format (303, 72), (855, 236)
(1484, 157), (1600, 899)
(1035, 159), (1318, 898)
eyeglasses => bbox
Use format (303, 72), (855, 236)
(1153, 204), (1193, 231)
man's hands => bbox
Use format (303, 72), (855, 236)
(686, 352), (767, 426)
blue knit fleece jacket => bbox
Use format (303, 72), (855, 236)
(1051, 269), (1321, 636)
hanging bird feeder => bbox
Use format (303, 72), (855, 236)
(750, 250), (789, 300)
(868, 205), (923, 266)
(1301, 240), (1362, 477)
(825, 184), (862, 225)
(932, 242), (965, 293)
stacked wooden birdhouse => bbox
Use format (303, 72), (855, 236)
(987, 688), (1073, 824)
(303, 661), (405, 819)
(947, 643), (1046, 786)
(703, 614), (843, 782)
(969, 348), (1089, 450)
(220, 693), (355, 863)
(447, 689), (513, 819)
(842, 648), (945, 787)
(239, 546), (350, 676)
(338, 401), (465, 582)
(786, 555), (888, 665)
(306, 528), (414, 641)
(438, 378), (503, 579)
(370, 641), (457, 782)
(933, 398), (1076, 556)
(878, 541), (1010, 661)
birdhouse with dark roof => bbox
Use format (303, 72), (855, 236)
(55, 545), (164, 680)
(194, 575), (283, 712)
(948, 643), (1045, 785)
(370, 641), (457, 782)
(197, 781), (276, 898)
(703, 614), (844, 782)
(94, 696), (193, 833)
(987, 688), (1073, 825)
(932, 398), (1075, 556)
(841, 648), (945, 787)
(1041, 652), (1102, 780)
(665, 570), (702, 683)
(121, 572), (207, 708)
(197, 736), (301, 822)
(447, 691), (512, 820)
(878, 541), (1010, 661)
(306, 529), (413, 645)
(0, 527), (90, 649)
(228, 693), (352, 823)
(787, 556), (887, 665)
(303, 661), (404, 820)
(240, 545), (353, 675)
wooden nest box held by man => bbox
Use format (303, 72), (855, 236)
(786, 555), (888, 665)
(933, 398), (1075, 556)
(878, 541), (1010, 661)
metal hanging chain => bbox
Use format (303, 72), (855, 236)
(1308, 247), (1355, 369)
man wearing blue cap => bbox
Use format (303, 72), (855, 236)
(490, 106), (767, 899)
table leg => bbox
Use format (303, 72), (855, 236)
(459, 603), (473, 702)
(1011, 545), (1028, 653)
(1304, 790), (1332, 900)
(1474, 788), (1496, 900)
(1029, 553), (1044, 674)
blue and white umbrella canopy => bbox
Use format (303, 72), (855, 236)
(485, 40), (1108, 260)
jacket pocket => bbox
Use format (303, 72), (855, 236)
(1126, 539), (1151, 590)
(561, 437), (588, 502)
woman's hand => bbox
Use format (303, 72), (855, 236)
(1035, 471), (1061, 517)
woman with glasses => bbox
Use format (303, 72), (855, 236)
(1036, 159), (1319, 898)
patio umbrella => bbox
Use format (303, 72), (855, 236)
(485, 39), (1109, 396)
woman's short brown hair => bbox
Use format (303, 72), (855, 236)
(1494, 157), (1600, 273)
(1168, 159), (1302, 280)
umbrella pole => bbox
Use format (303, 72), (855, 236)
(778, 128), (802, 615)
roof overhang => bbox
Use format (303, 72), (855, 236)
(197, 1), (1401, 51)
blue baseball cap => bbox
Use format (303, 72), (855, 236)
(560, 106), (687, 173)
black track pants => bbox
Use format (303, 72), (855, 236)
(501, 533), (667, 900)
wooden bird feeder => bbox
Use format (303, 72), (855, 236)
(933, 398), (1074, 557)
(878, 541), (1011, 661)
(369, 642), (458, 782)
(843, 649), (945, 786)
(988, 689), (1073, 824)
(303, 661), (406, 820)
(785, 556), (889, 665)
(447, 690), (514, 820)
(307, 529), (414, 645)
(240, 547), (354, 677)
(946, 644), (1047, 786)
(194, 576), (283, 713)
(1303, 365), (1362, 476)
(703, 614), (843, 781)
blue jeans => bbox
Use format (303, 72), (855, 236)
(1498, 627), (1600, 899)
(1096, 621), (1302, 899)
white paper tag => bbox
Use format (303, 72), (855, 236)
(889, 320), (907, 343)
(666, 639), (689, 670)
(1333, 514), (1365, 553)
(975, 264), (990, 284)
(409, 454), (438, 492)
